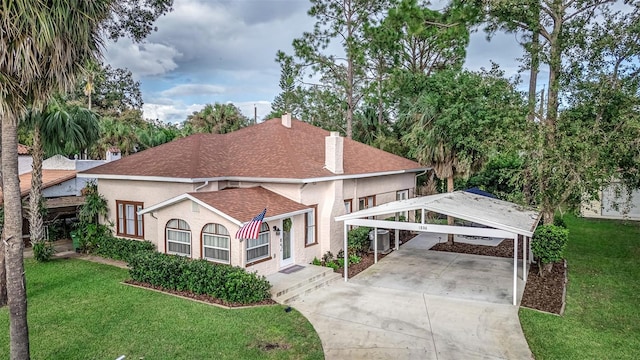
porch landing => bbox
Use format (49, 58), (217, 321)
(267, 264), (341, 304)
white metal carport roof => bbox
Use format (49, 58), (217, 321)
(335, 191), (542, 305)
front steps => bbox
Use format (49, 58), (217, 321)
(267, 265), (341, 304)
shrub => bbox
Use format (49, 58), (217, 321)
(553, 215), (567, 228)
(311, 257), (321, 266)
(348, 226), (371, 255)
(92, 235), (155, 262)
(32, 241), (55, 262)
(348, 254), (362, 264)
(128, 252), (271, 304)
(72, 223), (112, 253)
(532, 224), (569, 276)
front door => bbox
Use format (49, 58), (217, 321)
(280, 218), (294, 268)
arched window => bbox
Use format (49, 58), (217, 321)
(166, 219), (191, 257)
(202, 223), (230, 264)
(246, 222), (270, 263)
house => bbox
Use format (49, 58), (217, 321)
(78, 115), (427, 276)
(581, 181), (640, 220)
(0, 150), (109, 240)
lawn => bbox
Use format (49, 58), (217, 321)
(519, 214), (640, 359)
(0, 258), (324, 359)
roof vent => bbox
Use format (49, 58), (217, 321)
(282, 113), (291, 128)
(325, 131), (344, 174)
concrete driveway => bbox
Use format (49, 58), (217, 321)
(289, 234), (533, 359)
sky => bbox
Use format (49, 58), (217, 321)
(103, 0), (532, 124)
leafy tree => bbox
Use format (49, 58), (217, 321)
(73, 62), (144, 115)
(0, 1), (172, 357)
(182, 103), (250, 135)
(22, 98), (99, 249)
(403, 67), (527, 243)
(484, 0), (640, 222)
(271, 51), (305, 118)
(287, 0), (393, 138)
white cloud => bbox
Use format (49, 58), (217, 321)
(104, 39), (182, 78)
(161, 84), (226, 97)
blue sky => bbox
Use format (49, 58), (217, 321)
(103, 0), (533, 124)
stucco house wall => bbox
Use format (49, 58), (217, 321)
(98, 179), (196, 245)
(581, 183), (640, 220)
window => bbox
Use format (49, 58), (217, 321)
(305, 206), (317, 246)
(202, 223), (230, 264)
(246, 222), (270, 263)
(344, 199), (352, 214)
(396, 189), (409, 220)
(358, 195), (375, 210)
(358, 195), (376, 219)
(116, 200), (144, 238)
(166, 219), (191, 257)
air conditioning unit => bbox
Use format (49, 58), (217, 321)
(369, 229), (390, 253)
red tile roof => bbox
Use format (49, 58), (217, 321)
(81, 118), (424, 180)
(189, 187), (310, 223)
(0, 170), (77, 201)
(18, 144), (31, 155)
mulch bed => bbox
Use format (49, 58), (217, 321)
(520, 261), (566, 315)
(431, 238), (524, 259)
(124, 280), (277, 308)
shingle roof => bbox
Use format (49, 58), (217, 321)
(18, 144), (31, 155)
(81, 118), (424, 180)
(0, 170), (77, 201)
(188, 187), (310, 223)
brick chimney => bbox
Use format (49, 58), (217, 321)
(325, 131), (344, 174)
(282, 113), (291, 128)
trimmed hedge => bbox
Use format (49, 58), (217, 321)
(92, 235), (156, 262)
(532, 224), (569, 266)
(128, 251), (272, 304)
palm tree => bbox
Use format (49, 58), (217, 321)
(0, 1), (110, 357)
(22, 98), (99, 247)
(184, 103), (249, 135)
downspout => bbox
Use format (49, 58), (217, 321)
(414, 169), (428, 197)
(194, 180), (209, 192)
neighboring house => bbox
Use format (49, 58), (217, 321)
(0, 153), (111, 240)
(78, 115), (427, 276)
(581, 182), (640, 220)
(18, 143), (33, 175)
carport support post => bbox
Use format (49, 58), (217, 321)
(374, 227), (378, 264)
(344, 222), (348, 281)
(522, 235), (527, 282)
(513, 233), (518, 306)
(394, 213), (399, 250)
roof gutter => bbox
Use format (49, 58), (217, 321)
(77, 167), (431, 184)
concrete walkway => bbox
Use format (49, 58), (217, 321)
(289, 233), (533, 359)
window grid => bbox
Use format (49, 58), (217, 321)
(202, 223), (230, 264)
(305, 206), (317, 246)
(166, 219), (191, 257)
(246, 222), (270, 263)
(116, 200), (144, 239)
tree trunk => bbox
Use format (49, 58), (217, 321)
(545, 1), (563, 132)
(0, 128), (5, 308)
(3, 114), (30, 359)
(29, 125), (44, 245)
(447, 175), (454, 245)
(527, 30), (539, 122)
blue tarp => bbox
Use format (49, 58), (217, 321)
(464, 187), (497, 199)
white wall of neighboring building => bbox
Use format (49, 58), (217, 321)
(581, 183), (640, 220)
(42, 178), (82, 198)
(18, 155), (33, 175)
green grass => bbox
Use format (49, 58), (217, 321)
(519, 214), (640, 359)
(0, 259), (323, 359)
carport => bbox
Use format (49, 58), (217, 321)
(335, 191), (541, 305)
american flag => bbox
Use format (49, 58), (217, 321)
(235, 208), (267, 240)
